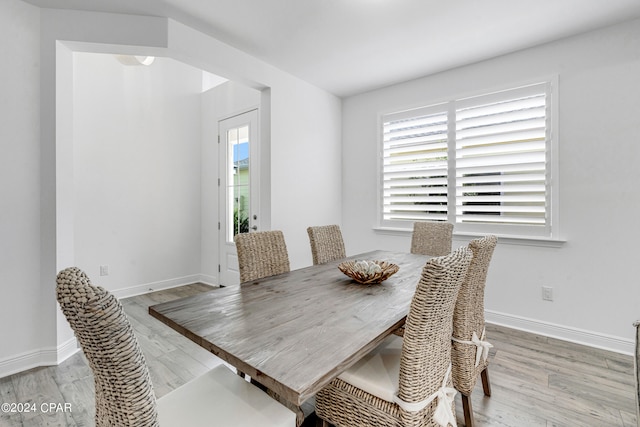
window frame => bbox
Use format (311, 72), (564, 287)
(377, 77), (560, 241)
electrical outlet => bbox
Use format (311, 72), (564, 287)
(100, 265), (109, 276)
(542, 286), (553, 301)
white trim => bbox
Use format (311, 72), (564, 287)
(373, 226), (566, 247)
(56, 336), (80, 364)
(217, 104), (261, 123)
(547, 74), (561, 240)
(486, 310), (633, 355)
(1, 277), (221, 378)
(1, 299), (630, 380)
(111, 274), (219, 299)
(197, 274), (219, 287)
(453, 231), (566, 248)
(377, 75), (560, 240)
(218, 108), (260, 286)
(0, 337), (79, 379)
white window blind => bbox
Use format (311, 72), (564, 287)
(455, 83), (550, 230)
(380, 81), (555, 238)
(382, 106), (449, 225)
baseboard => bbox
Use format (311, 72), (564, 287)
(2, 309), (632, 380)
(56, 336), (80, 363)
(2, 276), (222, 379)
(0, 337), (79, 379)
(486, 310), (634, 355)
(197, 274), (218, 287)
(111, 274), (219, 299)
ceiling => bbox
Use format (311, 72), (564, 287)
(24, 0), (640, 97)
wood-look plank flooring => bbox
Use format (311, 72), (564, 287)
(0, 284), (636, 427)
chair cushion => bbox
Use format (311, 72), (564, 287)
(337, 334), (403, 403)
(158, 364), (296, 427)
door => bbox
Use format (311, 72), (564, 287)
(218, 109), (259, 286)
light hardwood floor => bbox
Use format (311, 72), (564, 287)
(0, 284), (636, 427)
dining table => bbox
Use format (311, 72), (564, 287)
(149, 250), (430, 419)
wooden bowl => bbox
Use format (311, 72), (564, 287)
(338, 260), (399, 284)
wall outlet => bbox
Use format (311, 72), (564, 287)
(99, 265), (109, 276)
(542, 286), (553, 301)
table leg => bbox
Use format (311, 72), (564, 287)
(267, 390), (306, 426)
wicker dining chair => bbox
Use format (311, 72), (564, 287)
(634, 320), (640, 427)
(307, 224), (347, 265)
(234, 230), (290, 283)
(56, 267), (296, 427)
(315, 246), (473, 427)
(450, 235), (498, 427)
(410, 221), (454, 256)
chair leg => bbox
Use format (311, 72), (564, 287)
(481, 367), (491, 396)
(461, 393), (474, 427)
(315, 418), (330, 427)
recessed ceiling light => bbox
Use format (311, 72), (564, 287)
(115, 55), (155, 66)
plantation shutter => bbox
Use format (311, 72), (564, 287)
(455, 83), (550, 229)
(382, 106), (449, 225)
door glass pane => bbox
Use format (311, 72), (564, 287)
(227, 125), (250, 242)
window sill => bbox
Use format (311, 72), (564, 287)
(373, 227), (566, 248)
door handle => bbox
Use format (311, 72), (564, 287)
(251, 225), (258, 231)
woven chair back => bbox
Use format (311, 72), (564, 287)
(56, 267), (159, 427)
(451, 235), (498, 394)
(307, 225), (347, 265)
(398, 246), (472, 425)
(234, 230), (290, 283)
(410, 221), (454, 256)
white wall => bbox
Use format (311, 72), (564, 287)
(341, 19), (640, 353)
(0, 0), (42, 369)
(167, 20), (343, 269)
(269, 78), (344, 264)
(0, 6), (342, 376)
(72, 53), (204, 295)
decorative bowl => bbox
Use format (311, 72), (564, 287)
(338, 260), (399, 284)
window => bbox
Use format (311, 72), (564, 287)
(380, 81), (557, 239)
(226, 124), (250, 240)
(382, 105), (449, 223)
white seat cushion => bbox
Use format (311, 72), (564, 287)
(337, 334), (403, 403)
(158, 364), (296, 427)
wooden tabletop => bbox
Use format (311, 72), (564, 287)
(149, 250), (429, 406)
